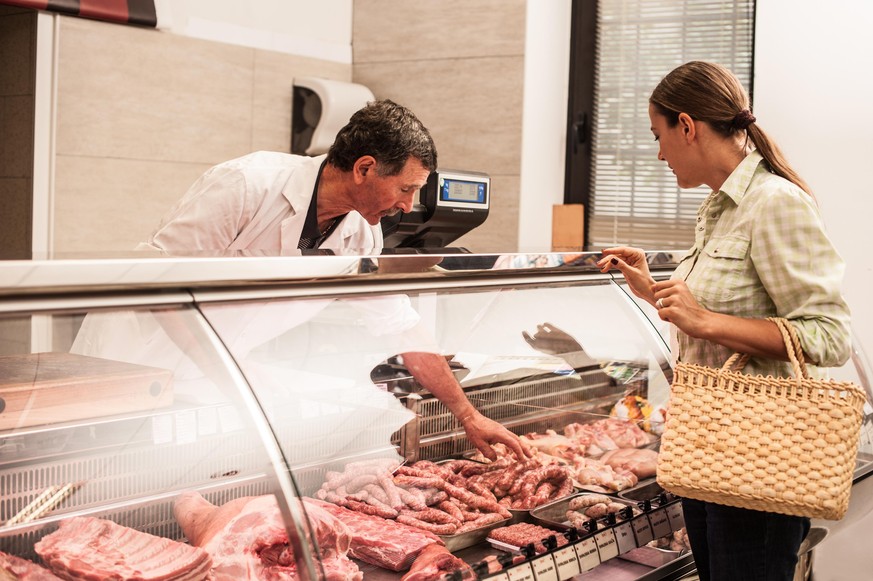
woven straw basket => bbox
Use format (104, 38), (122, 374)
(657, 318), (867, 520)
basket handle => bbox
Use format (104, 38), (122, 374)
(719, 318), (809, 381)
(767, 317), (810, 380)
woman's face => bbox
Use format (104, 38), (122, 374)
(648, 103), (700, 189)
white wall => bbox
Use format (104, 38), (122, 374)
(517, 0), (572, 252)
(153, 0), (353, 63)
(754, 1), (873, 362)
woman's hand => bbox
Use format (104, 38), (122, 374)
(597, 246), (657, 304)
(652, 279), (709, 337)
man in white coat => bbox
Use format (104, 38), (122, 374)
(128, 99), (530, 461)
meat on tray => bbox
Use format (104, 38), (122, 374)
(570, 456), (638, 492)
(174, 491), (361, 581)
(487, 523), (568, 555)
(315, 458), (517, 535)
(400, 544), (469, 581)
(309, 497), (446, 572)
(565, 494), (631, 527)
(33, 516), (212, 581)
(599, 447), (658, 479)
(563, 418), (655, 455)
(0, 551), (63, 580)
(444, 454), (575, 510)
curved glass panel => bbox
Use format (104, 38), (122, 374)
(0, 305), (319, 579)
(199, 276), (674, 578)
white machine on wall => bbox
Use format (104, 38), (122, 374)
(291, 78), (490, 250)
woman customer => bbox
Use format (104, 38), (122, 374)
(597, 61), (851, 581)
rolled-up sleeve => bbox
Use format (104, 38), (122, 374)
(751, 187), (851, 367)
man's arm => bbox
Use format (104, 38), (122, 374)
(400, 351), (531, 461)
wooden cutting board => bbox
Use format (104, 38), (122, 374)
(0, 352), (173, 431)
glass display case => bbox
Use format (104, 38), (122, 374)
(0, 252), (870, 581)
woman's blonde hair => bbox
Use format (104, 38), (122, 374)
(650, 61), (811, 196)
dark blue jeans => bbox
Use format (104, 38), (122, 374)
(682, 498), (810, 581)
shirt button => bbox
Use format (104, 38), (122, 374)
(697, 217), (702, 222)
(711, 213), (718, 218)
(698, 227), (704, 231)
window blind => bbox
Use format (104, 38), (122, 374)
(588, 0), (754, 249)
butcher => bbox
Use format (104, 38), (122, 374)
(72, 99), (529, 461)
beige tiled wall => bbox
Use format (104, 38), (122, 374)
(52, 16), (351, 252)
(353, 0), (526, 252)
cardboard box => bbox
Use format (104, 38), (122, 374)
(552, 204), (585, 251)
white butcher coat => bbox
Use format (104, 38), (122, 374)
(72, 151), (431, 406)
(138, 151), (383, 254)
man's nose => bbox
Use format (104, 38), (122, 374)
(398, 193), (415, 213)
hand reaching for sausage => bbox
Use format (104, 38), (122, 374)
(462, 412), (533, 462)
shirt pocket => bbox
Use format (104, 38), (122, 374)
(689, 236), (751, 306)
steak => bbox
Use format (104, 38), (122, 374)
(307, 498), (442, 571)
(33, 517), (212, 581)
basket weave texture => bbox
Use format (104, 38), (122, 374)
(656, 318), (867, 520)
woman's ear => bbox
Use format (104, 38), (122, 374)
(677, 112), (696, 142)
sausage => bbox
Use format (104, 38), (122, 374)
(393, 475), (445, 490)
(377, 472), (404, 511)
(438, 501), (465, 523)
(400, 508), (461, 526)
(397, 514), (458, 535)
(455, 512), (506, 533)
(398, 487), (428, 511)
(443, 482), (508, 516)
(568, 494), (612, 510)
(363, 483), (390, 505)
(345, 473), (379, 493)
(345, 498), (398, 519)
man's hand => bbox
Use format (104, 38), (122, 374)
(461, 411), (532, 461)
(522, 322), (584, 355)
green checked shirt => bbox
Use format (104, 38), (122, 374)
(671, 150), (851, 378)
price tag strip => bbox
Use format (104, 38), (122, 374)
(530, 554), (559, 581)
(648, 506), (673, 540)
(552, 545), (581, 579)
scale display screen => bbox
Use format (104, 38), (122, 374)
(440, 178), (487, 204)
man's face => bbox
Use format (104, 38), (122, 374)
(356, 157), (431, 226)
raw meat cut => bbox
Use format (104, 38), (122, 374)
(174, 492), (360, 581)
(570, 456), (638, 491)
(0, 551), (63, 580)
(308, 498), (442, 571)
(400, 544), (468, 581)
(599, 447), (659, 478)
(33, 516), (212, 581)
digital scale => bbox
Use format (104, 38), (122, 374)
(381, 168), (490, 250)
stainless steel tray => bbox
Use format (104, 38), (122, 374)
(615, 478), (662, 502)
(619, 545), (685, 567)
(438, 516), (511, 552)
(529, 492), (638, 531)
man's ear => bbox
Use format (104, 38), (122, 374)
(353, 156), (377, 183)
(677, 113), (696, 143)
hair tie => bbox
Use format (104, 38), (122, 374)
(732, 109), (756, 130)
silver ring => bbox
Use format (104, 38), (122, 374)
(656, 298), (664, 309)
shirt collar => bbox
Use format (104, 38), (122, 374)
(717, 149), (764, 206)
(299, 159), (328, 241)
